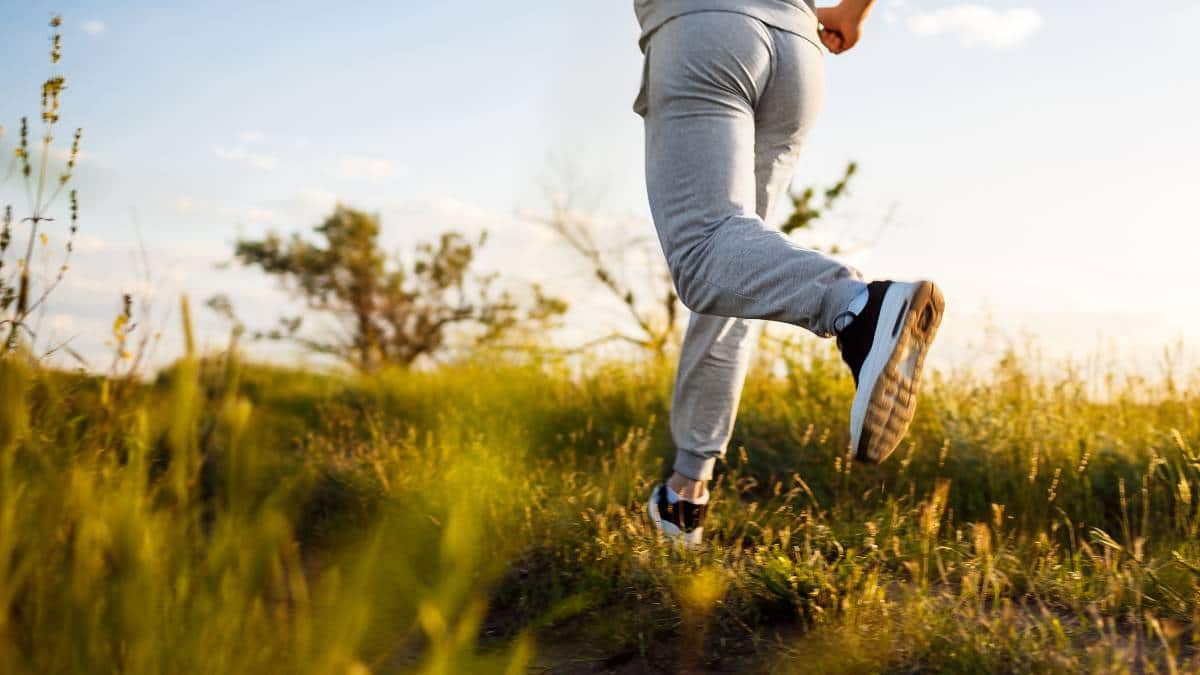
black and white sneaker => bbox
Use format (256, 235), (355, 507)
(647, 483), (707, 549)
(836, 280), (944, 464)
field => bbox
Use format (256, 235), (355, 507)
(2, 314), (1198, 675)
(2, 5), (1197, 673)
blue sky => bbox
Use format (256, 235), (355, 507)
(2, 1), (1199, 373)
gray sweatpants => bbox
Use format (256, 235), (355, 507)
(638, 11), (866, 481)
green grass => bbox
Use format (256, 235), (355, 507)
(2, 332), (1199, 674)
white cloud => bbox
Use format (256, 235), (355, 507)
(74, 234), (109, 253)
(49, 314), (75, 332)
(299, 189), (338, 212)
(328, 154), (400, 182)
(212, 146), (279, 170)
(238, 130), (267, 143)
(177, 194), (287, 226)
(63, 274), (161, 300)
(412, 196), (503, 226)
(908, 5), (1042, 48)
(244, 208), (278, 224)
(884, 0), (908, 24)
(218, 205), (278, 225)
(174, 197), (209, 215)
(50, 145), (99, 165)
(81, 20), (105, 35)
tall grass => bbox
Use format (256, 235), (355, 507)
(1, 309), (1198, 672)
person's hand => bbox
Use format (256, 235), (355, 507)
(816, 1), (872, 54)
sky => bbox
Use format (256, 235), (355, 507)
(1, 0), (1199, 376)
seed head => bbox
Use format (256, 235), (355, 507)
(60, 128), (83, 185)
(18, 118), (31, 178)
(1047, 467), (1062, 503)
(1, 206), (11, 252)
(70, 190), (78, 232)
(42, 76), (67, 123)
(1076, 447), (1091, 474)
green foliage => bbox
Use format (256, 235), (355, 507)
(9, 12), (1196, 675)
(3, 329), (1200, 672)
(226, 205), (566, 371)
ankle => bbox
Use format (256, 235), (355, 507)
(834, 283), (870, 334)
(667, 472), (708, 501)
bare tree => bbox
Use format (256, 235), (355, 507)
(527, 189), (680, 360)
(535, 161), (876, 359)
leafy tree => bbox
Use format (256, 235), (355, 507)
(222, 205), (565, 370)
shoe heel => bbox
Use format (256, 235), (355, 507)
(913, 281), (945, 339)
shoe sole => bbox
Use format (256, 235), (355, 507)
(849, 281), (944, 464)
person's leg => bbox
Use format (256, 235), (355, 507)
(643, 13), (864, 339)
(643, 12), (945, 547)
(646, 13), (863, 489)
(669, 314), (760, 484)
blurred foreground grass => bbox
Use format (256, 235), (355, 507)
(2, 324), (1199, 674)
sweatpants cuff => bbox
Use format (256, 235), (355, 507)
(673, 450), (717, 481)
(818, 277), (868, 337)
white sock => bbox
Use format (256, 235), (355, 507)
(666, 484), (710, 505)
(833, 285), (870, 334)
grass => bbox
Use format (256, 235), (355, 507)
(2, 321), (1199, 674)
